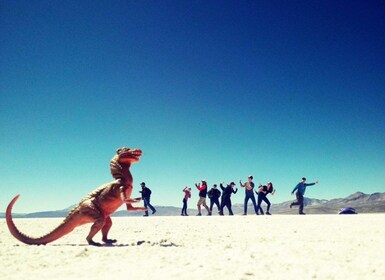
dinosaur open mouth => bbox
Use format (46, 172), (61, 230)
(130, 150), (142, 159)
(121, 149), (142, 160)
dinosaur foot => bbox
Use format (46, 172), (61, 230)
(87, 239), (102, 247)
(103, 238), (117, 244)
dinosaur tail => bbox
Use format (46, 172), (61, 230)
(6, 195), (80, 245)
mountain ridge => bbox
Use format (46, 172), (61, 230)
(1, 191), (384, 218)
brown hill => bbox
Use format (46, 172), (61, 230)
(2, 192), (384, 218)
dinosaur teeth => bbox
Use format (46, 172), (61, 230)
(121, 149), (142, 157)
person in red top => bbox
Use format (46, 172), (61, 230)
(181, 187), (191, 216)
(195, 180), (211, 216)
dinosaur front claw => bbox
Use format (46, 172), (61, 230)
(126, 204), (148, 212)
(125, 197), (142, 203)
(133, 207), (148, 211)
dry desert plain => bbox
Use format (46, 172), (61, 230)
(1, 214), (384, 280)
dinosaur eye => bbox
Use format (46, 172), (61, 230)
(116, 147), (130, 154)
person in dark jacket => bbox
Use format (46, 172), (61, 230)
(207, 184), (221, 215)
(195, 180), (210, 216)
(290, 177), (319, 215)
(256, 182), (275, 215)
(219, 182), (238, 216)
(140, 182), (156, 216)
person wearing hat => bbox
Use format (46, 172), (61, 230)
(140, 182), (156, 216)
(195, 180), (211, 216)
(219, 182), (238, 215)
(239, 175), (259, 215)
(290, 177), (319, 215)
(207, 184), (221, 215)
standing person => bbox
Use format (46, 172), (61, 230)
(207, 184), (221, 215)
(140, 182), (157, 217)
(195, 180), (211, 216)
(219, 182), (238, 216)
(239, 175), (259, 215)
(256, 182), (275, 215)
(181, 187), (191, 216)
(290, 177), (319, 215)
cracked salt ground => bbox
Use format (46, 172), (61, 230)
(1, 215), (384, 280)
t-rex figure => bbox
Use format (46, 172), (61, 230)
(6, 147), (146, 246)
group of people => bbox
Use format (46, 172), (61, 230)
(109, 147), (319, 216)
(114, 176), (318, 217)
(120, 176), (318, 217)
(192, 180), (240, 216)
(182, 176), (276, 216)
(182, 176), (319, 216)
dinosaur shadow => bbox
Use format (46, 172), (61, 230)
(13, 240), (180, 247)
(13, 242), (140, 247)
(50, 242), (141, 247)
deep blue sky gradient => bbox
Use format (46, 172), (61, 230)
(1, 1), (384, 212)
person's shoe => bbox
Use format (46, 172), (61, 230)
(152, 210), (157, 215)
(208, 211), (212, 216)
(299, 212), (306, 215)
(196, 213), (202, 216)
(266, 212), (272, 215)
(181, 213), (185, 216)
(289, 203), (293, 208)
(219, 212), (224, 216)
(185, 214), (189, 216)
(242, 213), (247, 216)
(143, 214), (149, 217)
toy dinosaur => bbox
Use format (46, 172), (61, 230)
(6, 147), (146, 246)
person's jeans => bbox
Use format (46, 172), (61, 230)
(257, 193), (271, 214)
(143, 197), (156, 215)
(291, 193), (304, 213)
(209, 198), (220, 212)
(220, 198), (234, 215)
(181, 198), (188, 215)
(244, 193), (258, 214)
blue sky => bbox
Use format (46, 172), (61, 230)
(1, 1), (384, 213)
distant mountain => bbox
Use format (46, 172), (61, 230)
(272, 192), (385, 214)
(1, 192), (384, 218)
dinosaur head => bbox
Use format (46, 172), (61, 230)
(116, 147), (142, 164)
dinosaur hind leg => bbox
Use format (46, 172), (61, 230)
(101, 216), (116, 244)
(86, 217), (106, 246)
